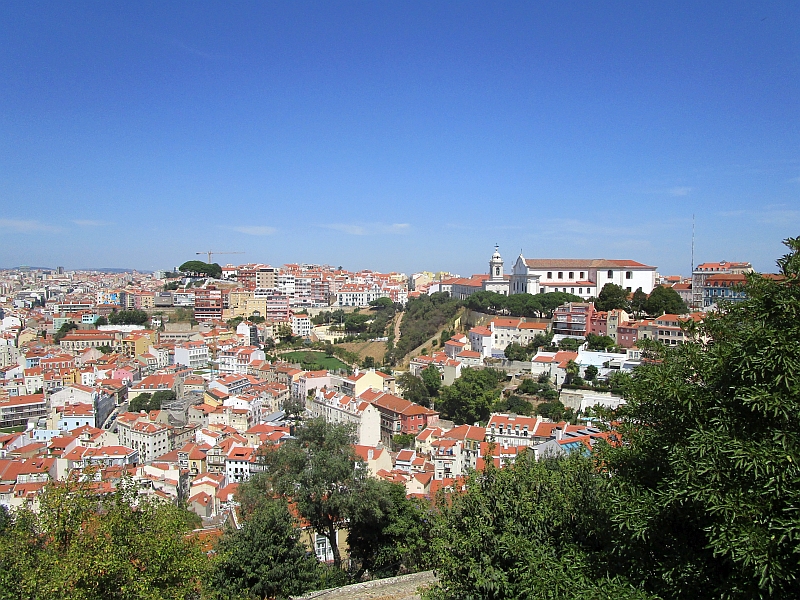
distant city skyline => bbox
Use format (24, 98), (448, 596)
(1, 3), (798, 276)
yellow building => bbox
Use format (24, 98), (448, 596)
(227, 290), (254, 314)
(121, 330), (158, 358)
(137, 292), (155, 310)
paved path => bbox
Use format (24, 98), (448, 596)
(393, 311), (404, 341)
(293, 571), (437, 600)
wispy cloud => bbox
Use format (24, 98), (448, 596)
(72, 219), (109, 227)
(320, 223), (411, 236)
(718, 208), (800, 225)
(323, 224), (366, 235)
(169, 39), (221, 60)
(669, 186), (692, 196)
(0, 219), (61, 233)
(638, 185), (694, 196)
(226, 226), (277, 236)
(531, 217), (687, 253)
(757, 210), (800, 225)
(544, 218), (647, 237)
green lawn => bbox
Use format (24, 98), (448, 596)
(0, 425), (26, 434)
(280, 351), (350, 372)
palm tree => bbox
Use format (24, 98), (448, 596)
(565, 360), (580, 385)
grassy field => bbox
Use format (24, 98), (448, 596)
(280, 351), (350, 371)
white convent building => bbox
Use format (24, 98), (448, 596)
(481, 248), (657, 300)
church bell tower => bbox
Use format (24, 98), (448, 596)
(489, 245), (504, 280)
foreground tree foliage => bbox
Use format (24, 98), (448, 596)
(426, 453), (655, 600)
(344, 478), (434, 579)
(209, 498), (320, 600)
(430, 237), (800, 599)
(0, 476), (206, 600)
(599, 237), (800, 599)
(256, 419), (431, 580)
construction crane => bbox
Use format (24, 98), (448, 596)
(196, 250), (244, 264)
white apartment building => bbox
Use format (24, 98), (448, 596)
(223, 393), (266, 428)
(468, 326), (493, 358)
(336, 284), (390, 307)
(486, 318), (550, 354)
(225, 446), (255, 483)
(486, 413), (555, 449)
(218, 346), (266, 375)
(116, 410), (172, 463)
(236, 321), (259, 346)
(174, 341), (210, 369)
(172, 291), (196, 307)
(291, 313), (312, 337)
(276, 274), (296, 297)
(309, 388), (381, 446)
(0, 338), (19, 369)
(432, 439), (467, 480)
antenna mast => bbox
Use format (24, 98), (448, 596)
(691, 214), (695, 275)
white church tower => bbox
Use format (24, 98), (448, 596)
(483, 245), (510, 295)
(489, 245), (503, 279)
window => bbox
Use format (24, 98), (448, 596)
(607, 270), (614, 278)
(547, 272), (552, 279)
(569, 272), (574, 279)
(571, 288), (575, 294)
(626, 287), (632, 292)
(626, 271), (632, 279)
(580, 271), (584, 279)
(558, 272), (563, 279)
(579, 288), (583, 294)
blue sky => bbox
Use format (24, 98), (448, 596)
(1, 2), (798, 276)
